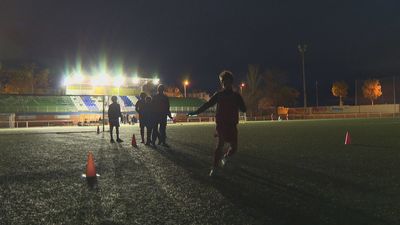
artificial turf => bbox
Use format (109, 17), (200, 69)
(1, 118), (400, 225)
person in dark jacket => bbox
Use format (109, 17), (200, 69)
(152, 84), (173, 147)
(108, 96), (123, 143)
(141, 96), (157, 147)
(188, 71), (246, 176)
(135, 92), (147, 143)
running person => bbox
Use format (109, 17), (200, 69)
(188, 71), (246, 176)
(135, 92), (147, 143)
(108, 96), (124, 143)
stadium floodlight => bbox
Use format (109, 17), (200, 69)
(113, 76), (125, 87)
(63, 76), (71, 86)
(132, 76), (140, 85)
(90, 76), (98, 86)
(153, 78), (160, 85)
(98, 74), (110, 86)
(72, 72), (84, 83)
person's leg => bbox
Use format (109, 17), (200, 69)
(146, 126), (152, 144)
(214, 136), (225, 168)
(151, 123), (159, 145)
(159, 117), (167, 144)
(140, 120), (145, 143)
(110, 125), (114, 141)
(116, 126), (120, 140)
(225, 126), (238, 157)
(225, 141), (237, 157)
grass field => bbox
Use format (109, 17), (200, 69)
(1, 118), (400, 225)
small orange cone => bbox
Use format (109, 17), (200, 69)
(131, 134), (138, 147)
(97, 126), (100, 134)
(86, 151), (97, 178)
(344, 131), (351, 145)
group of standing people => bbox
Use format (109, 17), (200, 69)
(135, 84), (172, 148)
(108, 84), (172, 147)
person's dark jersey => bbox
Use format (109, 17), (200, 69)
(152, 93), (171, 119)
(108, 102), (122, 126)
(135, 99), (145, 115)
(141, 102), (156, 127)
(193, 89), (246, 124)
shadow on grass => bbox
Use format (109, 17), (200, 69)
(351, 143), (396, 150)
(154, 145), (392, 225)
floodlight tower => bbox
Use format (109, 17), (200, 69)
(298, 44), (307, 108)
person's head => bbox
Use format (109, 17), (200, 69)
(219, 70), (234, 89)
(111, 96), (118, 103)
(145, 96), (152, 103)
(157, 84), (165, 94)
(139, 92), (147, 100)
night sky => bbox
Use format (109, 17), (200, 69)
(1, 0), (400, 104)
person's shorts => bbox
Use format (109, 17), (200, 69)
(109, 119), (120, 127)
(216, 123), (237, 143)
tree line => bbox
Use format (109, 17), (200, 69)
(241, 64), (299, 115)
(331, 79), (382, 106)
(0, 63), (51, 94)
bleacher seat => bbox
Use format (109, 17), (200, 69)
(81, 96), (98, 111)
(0, 95), (77, 113)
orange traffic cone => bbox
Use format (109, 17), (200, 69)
(344, 131), (351, 145)
(85, 151), (97, 178)
(131, 134), (138, 147)
(97, 126), (100, 134)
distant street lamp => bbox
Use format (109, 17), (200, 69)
(298, 44), (307, 108)
(184, 80), (189, 98)
(240, 82), (245, 94)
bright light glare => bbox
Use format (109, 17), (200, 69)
(99, 74), (110, 86)
(63, 76), (71, 86)
(132, 76), (139, 84)
(73, 72), (84, 83)
(240, 82), (245, 87)
(113, 76), (125, 87)
(90, 76), (98, 86)
(153, 78), (160, 85)
(184, 80), (189, 86)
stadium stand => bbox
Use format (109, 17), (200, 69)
(0, 95), (208, 114)
(0, 95), (77, 113)
(81, 96), (98, 111)
(169, 97), (205, 107)
(120, 96), (134, 107)
(70, 96), (88, 111)
(91, 96), (103, 111)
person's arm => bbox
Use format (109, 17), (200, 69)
(166, 97), (172, 119)
(188, 93), (218, 116)
(108, 105), (112, 118)
(237, 93), (247, 113)
(118, 104), (123, 119)
(135, 101), (141, 114)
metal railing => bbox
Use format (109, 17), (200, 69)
(12, 120), (74, 128)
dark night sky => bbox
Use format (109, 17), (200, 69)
(1, 0), (400, 104)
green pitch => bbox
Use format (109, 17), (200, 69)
(1, 118), (399, 224)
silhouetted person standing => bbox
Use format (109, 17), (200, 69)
(108, 96), (123, 143)
(152, 84), (172, 147)
(135, 92), (147, 143)
(141, 96), (158, 147)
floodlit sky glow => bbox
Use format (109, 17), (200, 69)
(1, 1), (400, 103)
